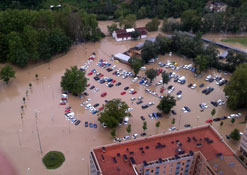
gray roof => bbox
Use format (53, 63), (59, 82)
(114, 53), (130, 62)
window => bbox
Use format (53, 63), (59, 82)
(155, 167), (160, 175)
(145, 169), (150, 175)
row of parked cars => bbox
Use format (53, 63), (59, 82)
(64, 107), (81, 126)
(205, 113), (242, 123)
(205, 75), (228, 86)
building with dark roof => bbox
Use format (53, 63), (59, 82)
(112, 28), (147, 42)
(90, 125), (247, 175)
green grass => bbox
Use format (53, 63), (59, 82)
(42, 151), (65, 169)
(221, 37), (247, 46)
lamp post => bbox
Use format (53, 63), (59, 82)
(17, 129), (22, 148)
(197, 116), (200, 126)
(35, 111), (43, 154)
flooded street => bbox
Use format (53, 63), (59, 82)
(0, 20), (246, 175)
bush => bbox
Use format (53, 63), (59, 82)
(146, 18), (160, 32)
(42, 151), (65, 169)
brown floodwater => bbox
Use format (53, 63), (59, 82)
(0, 19), (246, 175)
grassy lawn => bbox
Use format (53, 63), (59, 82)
(221, 37), (247, 46)
(42, 151), (65, 169)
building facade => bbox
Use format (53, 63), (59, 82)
(240, 125), (247, 162)
(112, 28), (147, 42)
(90, 125), (247, 175)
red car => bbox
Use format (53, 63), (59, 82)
(64, 109), (71, 113)
(99, 106), (104, 111)
(121, 91), (126, 95)
(205, 119), (213, 123)
(87, 72), (93, 76)
(60, 100), (67, 105)
(160, 87), (164, 93)
(131, 91), (137, 95)
(88, 56), (95, 60)
(101, 92), (107, 97)
(87, 84), (90, 87)
(99, 74), (104, 78)
(158, 69), (163, 75)
(112, 80), (116, 83)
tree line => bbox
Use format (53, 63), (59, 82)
(0, 8), (103, 67)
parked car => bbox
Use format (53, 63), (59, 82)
(184, 124), (191, 128)
(169, 127), (176, 131)
(90, 85), (95, 90)
(123, 136), (130, 141)
(132, 133), (138, 139)
(140, 133), (146, 136)
(93, 103), (99, 107)
(140, 116), (145, 121)
(205, 119), (213, 123)
(171, 110), (177, 115)
(136, 100), (143, 105)
(116, 82), (121, 86)
(124, 86), (129, 90)
(121, 91), (126, 95)
(142, 104), (149, 109)
(74, 120), (81, 126)
(85, 121), (88, 127)
(101, 92), (107, 97)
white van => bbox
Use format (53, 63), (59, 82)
(132, 77), (138, 82)
(140, 67), (147, 71)
(123, 117), (129, 125)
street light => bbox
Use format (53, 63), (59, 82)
(197, 116), (200, 126)
(35, 110), (43, 154)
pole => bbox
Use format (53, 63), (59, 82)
(178, 112), (182, 130)
(17, 130), (22, 148)
(35, 112), (43, 154)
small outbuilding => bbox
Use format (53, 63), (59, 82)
(113, 53), (130, 64)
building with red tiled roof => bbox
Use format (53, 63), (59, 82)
(112, 28), (147, 42)
(90, 125), (247, 175)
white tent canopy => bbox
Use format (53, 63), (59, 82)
(114, 53), (130, 62)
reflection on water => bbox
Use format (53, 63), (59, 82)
(0, 20), (246, 175)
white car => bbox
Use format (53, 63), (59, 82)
(191, 84), (196, 89)
(123, 117), (130, 125)
(113, 138), (121, 142)
(129, 88), (134, 94)
(138, 96), (144, 100)
(131, 97), (136, 101)
(132, 134), (138, 139)
(169, 127), (176, 131)
(148, 102), (155, 106)
(123, 136), (130, 141)
(94, 88), (99, 93)
(132, 77), (138, 82)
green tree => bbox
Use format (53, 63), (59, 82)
(141, 40), (158, 63)
(230, 129), (240, 141)
(129, 57), (143, 76)
(154, 34), (171, 55)
(21, 105), (24, 111)
(60, 66), (87, 96)
(181, 10), (201, 32)
(155, 121), (160, 129)
(35, 74), (38, 80)
(171, 118), (176, 125)
(37, 29), (51, 61)
(98, 99), (130, 129)
(7, 32), (29, 67)
(145, 68), (158, 83)
(145, 18), (160, 32)
(220, 121), (224, 127)
(231, 118), (235, 124)
(211, 108), (216, 118)
(0, 64), (15, 84)
(161, 72), (170, 86)
(120, 14), (136, 29)
(224, 64), (247, 110)
(195, 55), (209, 74)
(157, 96), (176, 114)
(107, 23), (119, 35)
(126, 124), (131, 134)
(142, 121), (147, 133)
(29, 83), (32, 89)
(111, 128), (116, 138)
(131, 30), (140, 40)
(162, 18), (181, 33)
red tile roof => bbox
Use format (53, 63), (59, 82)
(92, 125), (235, 175)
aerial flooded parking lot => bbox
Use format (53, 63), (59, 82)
(0, 20), (246, 175)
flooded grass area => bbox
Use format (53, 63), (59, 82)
(0, 20), (246, 174)
(221, 37), (247, 46)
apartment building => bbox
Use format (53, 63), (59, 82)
(90, 125), (246, 175)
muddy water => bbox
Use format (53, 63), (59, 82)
(0, 20), (246, 175)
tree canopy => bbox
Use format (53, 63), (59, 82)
(141, 40), (158, 63)
(0, 64), (15, 84)
(145, 18), (160, 32)
(161, 72), (170, 86)
(145, 68), (158, 83)
(157, 96), (176, 114)
(129, 57), (143, 76)
(230, 129), (241, 141)
(224, 64), (247, 110)
(98, 99), (130, 129)
(0, 9), (102, 67)
(60, 66), (87, 96)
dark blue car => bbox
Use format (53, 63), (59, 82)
(89, 123), (93, 128)
(85, 121), (88, 127)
